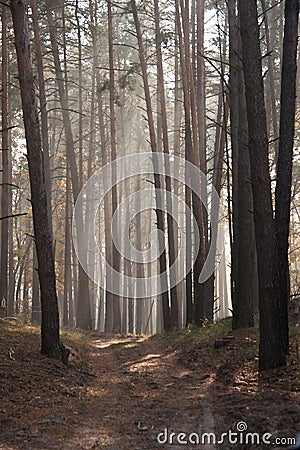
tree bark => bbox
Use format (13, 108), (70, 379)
(175, 0), (194, 325)
(229, 0), (256, 329)
(0, 4), (10, 312)
(45, 0), (92, 330)
(261, 0), (279, 159)
(154, 0), (179, 329)
(275, 0), (299, 355)
(180, 0), (206, 324)
(238, 0), (286, 370)
(63, 162), (71, 328)
(11, 0), (68, 362)
(31, 245), (41, 325)
(75, 0), (83, 187)
(131, 0), (171, 331)
(31, 0), (52, 236)
(107, 0), (121, 333)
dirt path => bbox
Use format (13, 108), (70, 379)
(1, 330), (299, 449)
(62, 335), (217, 449)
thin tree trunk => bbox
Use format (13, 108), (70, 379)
(75, 0), (83, 187)
(206, 93), (229, 319)
(45, 0), (91, 330)
(7, 213), (14, 316)
(0, 4), (10, 312)
(180, 0), (206, 324)
(175, 0), (193, 325)
(107, 0), (121, 333)
(261, 0), (279, 158)
(275, 0), (299, 355)
(32, 245), (41, 325)
(196, 0), (213, 319)
(63, 163), (71, 328)
(96, 75), (114, 333)
(131, 0), (171, 331)
(154, 0), (179, 329)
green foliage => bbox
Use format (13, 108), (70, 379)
(161, 317), (233, 344)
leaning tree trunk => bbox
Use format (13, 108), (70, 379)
(11, 0), (68, 362)
(275, 0), (299, 355)
(238, 0), (286, 371)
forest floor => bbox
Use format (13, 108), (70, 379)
(0, 320), (299, 450)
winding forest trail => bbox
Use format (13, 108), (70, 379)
(0, 327), (299, 450)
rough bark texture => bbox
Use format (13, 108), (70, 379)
(275, 0), (299, 355)
(238, 0), (286, 370)
(11, 0), (68, 363)
(229, 0), (256, 329)
(31, 0), (52, 236)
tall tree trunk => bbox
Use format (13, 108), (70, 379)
(63, 163), (71, 328)
(180, 0), (206, 325)
(229, 0), (256, 329)
(96, 74), (114, 333)
(0, 4), (10, 312)
(275, 0), (299, 355)
(107, 0), (121, 333)
(238, 0), (286, 370)
(261, 0), (279, 159)
(154, 0), (179, 329)
(207, 92), (229, 320)
(11, 0), (68, 362)
(196, 0), (212, 319)
(175, 0), (194, 325)
(31, 0), (52, 235)
(135, 186), (145, 334)
(131, 0), (171, 331)
(31, 0), (53, 325)
(45, 0), (91, 330)
(75, 0), (83, 188)
(173, 16), (185, 326)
